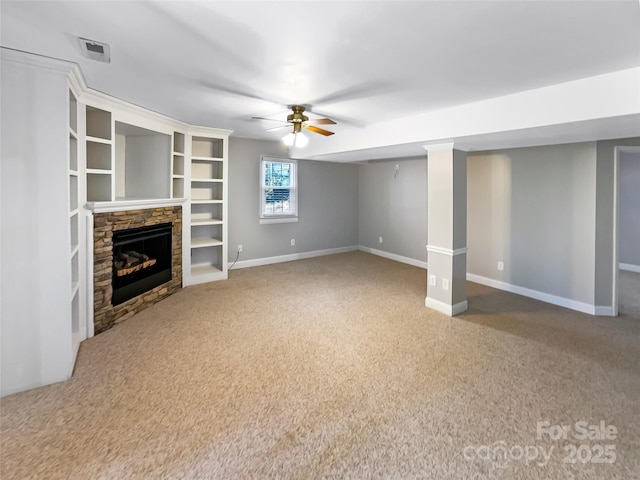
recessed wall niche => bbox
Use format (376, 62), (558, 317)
(115, 122), (171, 200)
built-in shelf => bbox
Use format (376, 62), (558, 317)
(69, 132), (78, 171)
(191, 238), (223, 248)
(172, 178), (184, 198)
(69, 89), (77, 133)
(191, 156), (223, 162)
(191, 263), (223, 276)
(191, 178), (223, 183)
(187, 133), (228, 285)
(191, 218), (223, 226)
(86, 106), (112, 140)
(173, 132), (185, 154)
(85, 135), (112, 145)
(87, 173), (112, 202)
(69, 86), (83, 358)
(192, 136), (223, 159)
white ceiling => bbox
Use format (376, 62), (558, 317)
(2, 0), (639, 161)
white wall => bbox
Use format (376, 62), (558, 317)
(1, 54), (74, 396)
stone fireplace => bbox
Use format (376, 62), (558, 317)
(92, 206), (182, 334)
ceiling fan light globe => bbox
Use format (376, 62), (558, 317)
(294, 132), (309, 148)
(282, 132), (295, 146)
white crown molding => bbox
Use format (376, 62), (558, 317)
(1, 47), (80, 77)
(81, 87), (232, 138)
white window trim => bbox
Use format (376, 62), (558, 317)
(259, 156), (298, 224)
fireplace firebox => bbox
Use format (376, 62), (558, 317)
(112, 223), (172, 306)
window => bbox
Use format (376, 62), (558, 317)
(260, 157), (298, 224)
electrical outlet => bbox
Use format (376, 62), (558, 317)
(379, 236), (383, 244)
(498, 261), (504, 271)
(442, 278), (449, 291)
(429, 275), (437, 286)
(237, 244), (243, 253)
(290, 238), (295, 246)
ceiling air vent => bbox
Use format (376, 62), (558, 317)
(78, 37), (111, 63)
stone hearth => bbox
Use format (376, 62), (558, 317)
(93, 206), (182, 334)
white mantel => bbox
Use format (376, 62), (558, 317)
(87, 198), (187, 213)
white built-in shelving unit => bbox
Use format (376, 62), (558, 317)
(82, 97), (231, 287)
(172, 132), (186, 198)
(2, 49), (232, 397)
(187, 132), (228, 285)
(68, 85), (86, 362)
(85, 106), (114, 202)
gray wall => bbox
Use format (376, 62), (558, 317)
(228, 137), (359, 261)
(594, 138), (640, 306)
(358, 158), (427, 263)
(229, 136), (639, 312)
(468, 143), (598, 304)
(619, 152), (640, 266)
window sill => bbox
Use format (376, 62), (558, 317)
(259, 217), (299, 224)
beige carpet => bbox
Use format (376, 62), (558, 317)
(1, 252), (639, 479)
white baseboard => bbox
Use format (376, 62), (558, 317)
(425, 297), (468, 316)
(465, 273), (614, 316)
(594, 306), (616, 316)
(231, 246), (359, 270)
(620, 263), (640, 273)
(358, 246), (427, 269)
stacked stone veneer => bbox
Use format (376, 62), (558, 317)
(93, 206), (182, 334)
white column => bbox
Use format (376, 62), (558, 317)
(424, 143), (468, 316)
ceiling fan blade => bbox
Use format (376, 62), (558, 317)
(305, 118), (336, 125)
(304, 124), (335, 136)
(251, 116), (287, 122)
(266, 125), (290, 132)
(306, 107), (366, 127)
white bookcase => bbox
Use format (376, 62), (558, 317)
(85, 105), (114, 202)
(69, 88), (81, 347)
(68, 82), (86, 371)
(187, 131), (229, 285)
(2, 48), (233, 396)
(82, 96), (231, 287)
(172, 131), (186, 198)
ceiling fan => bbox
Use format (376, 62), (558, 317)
(252, 105), (336, 137)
